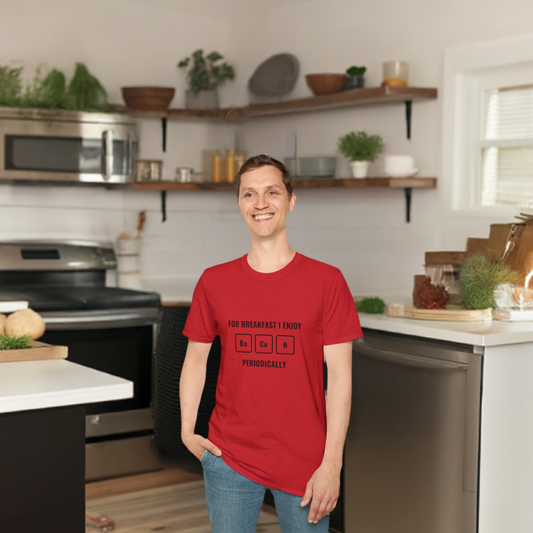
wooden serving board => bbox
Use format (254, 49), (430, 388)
(0, 341), (68, 362)
(404, 307), (492, 322)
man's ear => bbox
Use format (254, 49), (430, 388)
(289, 193), (296, 212)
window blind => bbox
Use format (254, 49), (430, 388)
(481, 84), (533, 206)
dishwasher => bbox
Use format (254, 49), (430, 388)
(336, 329), (482, 533)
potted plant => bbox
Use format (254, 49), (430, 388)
(345, 66), (366, 89)
(178, 49), (235, 109)
(337, 131), (383, 178)
(459, 254), (517, 310)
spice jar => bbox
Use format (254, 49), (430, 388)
(381, 60), (409, 87)
(226, 149), (236, 182)
(234, 150), (246, 174)
(212, 151), (223, 182)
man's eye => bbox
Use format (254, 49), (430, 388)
(268, 191), (277, 195)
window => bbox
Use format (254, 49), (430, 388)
(481, 85), (533, 206)
(442, 34), (533, 215)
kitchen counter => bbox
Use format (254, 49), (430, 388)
(0, 359), (132, 414)
(0, 360), (133, 533)
(359, 313), (533, 346)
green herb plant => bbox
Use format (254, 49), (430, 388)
(0, 62), (107, 112)
(22, 67), (67, 109)
(459, 254), (518, 310)
(346, 66), (366, 77)
(178, 50), (235, 94)
(0, 66), (23, 106)
(338, 131), (384, 162)
(63, 63), (107, 111)
(0, 334), (33, 350)
(356, 297), (385, 314)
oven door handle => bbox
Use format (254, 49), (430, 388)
(43, 308), (161, 330)
(102, 130), (114, 180)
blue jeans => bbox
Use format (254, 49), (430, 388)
(201, 450), (330, 533)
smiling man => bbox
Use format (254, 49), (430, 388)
(180, 154), (362, 532)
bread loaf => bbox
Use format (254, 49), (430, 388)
(0, 314), (6, 335)
(4, 309), (46, 340)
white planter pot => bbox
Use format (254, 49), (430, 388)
(350, 161), (370, 178)
(185, 90), (219, 109)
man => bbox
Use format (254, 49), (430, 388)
(180, 154), (362, 532)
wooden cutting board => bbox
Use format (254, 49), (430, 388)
(0, 341), (68, 362)
(404, 307), (492, 322)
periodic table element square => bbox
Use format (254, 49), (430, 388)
(255, 334), (273, 354)
(235, 334), (252, 353)
(276, 335), (295, 355)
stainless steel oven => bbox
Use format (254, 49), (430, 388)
(0, 241), (162, 481)
(0, 107), (137, 184)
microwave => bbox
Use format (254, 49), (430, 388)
(0, 106), (137, 184)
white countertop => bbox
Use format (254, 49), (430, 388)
(0, 359), (133, 414)
(359, 313), (533, 347)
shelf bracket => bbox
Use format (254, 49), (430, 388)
(405, 100), (412, 139)
(404, 187), (412, 223)
(161, 190), (167, 222)
(161, 118), (167, 152)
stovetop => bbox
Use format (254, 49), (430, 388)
(0, 285), (160, 312)
(0, 241), (160, 312)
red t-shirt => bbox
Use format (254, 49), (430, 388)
(183, 253), (363, 496)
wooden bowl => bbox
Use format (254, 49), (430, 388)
(121, 87), (175, 111)
(305, 74), (346, 96)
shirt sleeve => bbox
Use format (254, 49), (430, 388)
(183, 276), (217, 343)
(323, 270), (363, 346)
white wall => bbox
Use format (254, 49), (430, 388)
(1, 0), (532, 300)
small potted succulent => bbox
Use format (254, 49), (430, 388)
(178, 49), (235, 109)
(338, 131), (384, 178)
(345, 66), (366, 90)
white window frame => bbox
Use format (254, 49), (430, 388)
(442, 33), (533, 216)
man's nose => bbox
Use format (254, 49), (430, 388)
(254, 194), (269, 208)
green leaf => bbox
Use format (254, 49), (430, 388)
(356, 297), (385, 314)
(337, 131), (384, 162)
(459, 255), (518, 309)
(0, 334), (33, 350)
(346, 66), (366, 77)
(178, 50), (235, 92)
(0, 66), (23, 106)
(64, 62), (107, 111)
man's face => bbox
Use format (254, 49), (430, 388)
(238, 165), (296, 241)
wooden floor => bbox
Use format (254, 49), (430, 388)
(86, 469), (281, 533)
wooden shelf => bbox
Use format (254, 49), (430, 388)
(109, 86), (437, 121)
(133, 177), (436, 192)
(135, 177), (437, 224)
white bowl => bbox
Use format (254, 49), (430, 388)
(384, 168), (419, 178)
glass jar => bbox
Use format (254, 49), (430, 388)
(382, 61), (409, 87)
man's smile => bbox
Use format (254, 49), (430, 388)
(252, 213), (274, 221)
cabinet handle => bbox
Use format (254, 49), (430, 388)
(354, 339), (467, 371)
(102, 130), (114, 180)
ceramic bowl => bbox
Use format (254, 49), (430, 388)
(305, 74), (346, 96)
(122, 87), (175, 111)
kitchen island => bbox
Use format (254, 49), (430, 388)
(357, 313), (533, 533)
(0, 359), (132, 533)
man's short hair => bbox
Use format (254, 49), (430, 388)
(235, 154), (294, 199)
